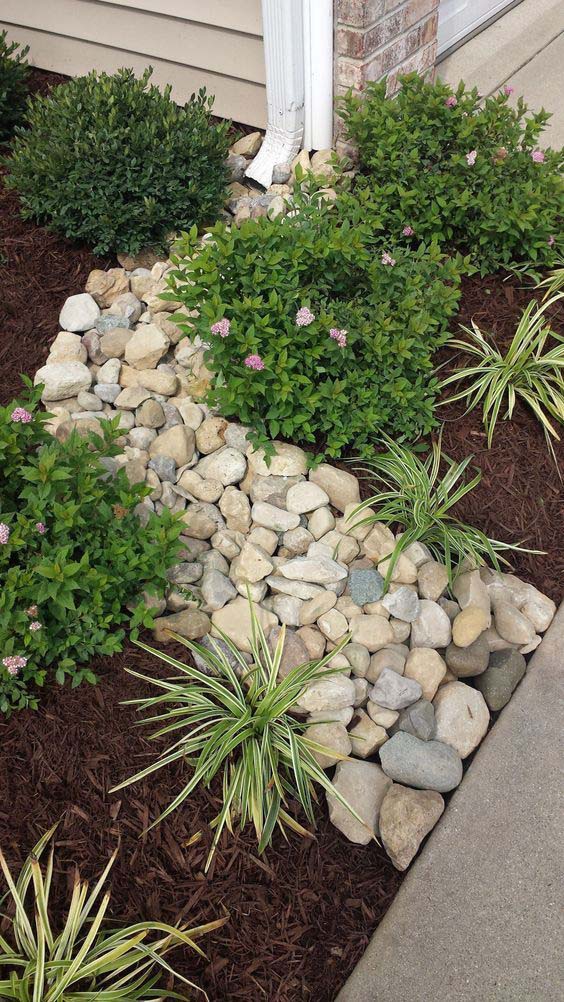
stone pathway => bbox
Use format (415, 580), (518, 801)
(337, 601), (564, 1002)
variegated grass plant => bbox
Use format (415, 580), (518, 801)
(0, 824), (225, 1000)
(111, 607), (366, 870)
(439, 295), (564, 461)
(350, 433), (531, 588)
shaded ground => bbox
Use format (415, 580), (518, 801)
(0, 67), (562, 1002)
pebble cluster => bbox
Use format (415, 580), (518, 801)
(34, 252), (556, 872)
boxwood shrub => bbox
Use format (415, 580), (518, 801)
(166, 189), (463, 459)
(4, 67), (231, 254)
(0, 30), (29, 142)
(0, 384), (183, 713)
(339, 73), (564, 275)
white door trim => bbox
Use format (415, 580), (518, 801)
(437, 0), (523, 58)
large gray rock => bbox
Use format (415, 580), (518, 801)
(445, 633), (489, 677)
(201, 570), (237, 611)
(369, 668), (422, 710)
(327, 760), (392, 845)
(35, 361), (92, 401)
(433, 681), (490, 758)
(379, 783), (445, 871)
(59, 292), (100, 332)
(379, 732), (463, 792)
(393, 698), (436, 741)
(475, 648), (527, 711)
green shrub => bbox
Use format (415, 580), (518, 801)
(0, 383), (183, 714)
(0, 30), (29, 142)
(4, 67), (230, 254)
(167, 190), (462, 459)
(339, 73), (564, 274)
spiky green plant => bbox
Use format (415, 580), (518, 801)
(111, 607), (366, 870)
(537, 261), (564, 298)
(439, 296), (564, 459)
(349, 433), (530, 588)
(0, 825), (225, 1000)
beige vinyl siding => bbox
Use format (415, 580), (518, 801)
(0, 0), (266, 126)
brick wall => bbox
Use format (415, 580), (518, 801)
(334, 0), (439, 150)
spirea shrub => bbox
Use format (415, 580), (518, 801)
(339, 73), (564, 274)
(0, 30), (29, 142)
(166, 190), (462, 458)
(4, 67), (230, 254)
(0, 383), (182, 713)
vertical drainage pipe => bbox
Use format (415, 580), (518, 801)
(245, 0), (305, 188)
(303, 0), (334, 151)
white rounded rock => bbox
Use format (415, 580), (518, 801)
(34, 361), (92, 401)
(59, 293), (100, 332)
(286, 481), (330, 514)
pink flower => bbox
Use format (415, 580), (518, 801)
(548, 235), (555, 247)
(531, 150), (545, 163)
(329, 328), (347, 348)
(26, 605), (38, 617)
(29, 621), (42, 632)
(244, 354), (265, 371)
(0, 523), (10, 545)
(445, 96), (457, 108)
(211, 318), (230, 338)
(402, 225), (414, 236)
(503, 85), (514, 96)
(466, 150), (477, 166)
(2, 655), (28, 675)
(10, 407), (32, 424)
(35, 522), (46, 534)
(381, 252), (396, 267)
(296, 307), (315, 327)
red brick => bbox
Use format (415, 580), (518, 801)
(336, 0), (385, 28)
(405, 0), (439, 28)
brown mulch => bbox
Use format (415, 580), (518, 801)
(0, 644), (402, 1002)
(1, 66), (563, 1002)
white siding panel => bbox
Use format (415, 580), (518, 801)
(0, 25), (267, 126)
(95, 0), (263, 36)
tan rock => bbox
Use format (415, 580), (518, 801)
(418, 560), (449, 600)
(378, 553), (418, 584)
(306, 722), (352, 769)
(433, 681), (490, 758)
(317, 608), (349, 642)
(348, 709), (388, 758)
(327, 761), (391, 845)
(296, 625), (326, 660)
(99, 328), (133, 358)
(367, 701), (399, 728)
(309, 464), (360, 512)
(124, 324), (169, 369)
(211, 596), (277, 653)
(362, 523), (396, 561)
(196, 416), (228, 454)
(152, 609), (211, 643)
(230, 541), (274, 583)
(85, 267), (129, 307)
(48, 331), (88, 364)
(149, 425), (195, 466)
(494, 602), (536, 645)
(247, 441), (308, 478)
(231, 131), (262, 157)
(452, 606), (489, 647)
(379, 784), (444, 870)
(350, 615), (394, 652)
(403, 648), (446, 701)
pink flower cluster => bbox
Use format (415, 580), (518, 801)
(0, 523), (10, 545)
(504, 85), (514, 96)
(2, 655), (27, 676)
(381, 252), (396, 267)
(36, 522), (46, 534)
(548, 235), (555, 247)
(29, 621), (42, 632)
(296, 306), (315, 327)
(211, 318), (230, 337)
(244, 354), (265, 370)
(26, 605), (38, 617)
(329, 328), (347, 348)
(445, 96), (457, 108)
(10, 407), (32, 423)
(531, 150), (545, 163)
(402, 225), (414, 237)
(466, 150), (477, 166)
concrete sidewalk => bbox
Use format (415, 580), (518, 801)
(438, 0), (564, 148)
(337, 602), (564, 1002)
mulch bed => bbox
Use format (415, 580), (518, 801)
(1, 67), (562, 1002)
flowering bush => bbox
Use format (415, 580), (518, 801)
(339, 74), (564, 274)
(4, 67), (230, 254)
(0, 383), (182, 713)
(167, 191), (462, 458)
(0, 30), (29, 142)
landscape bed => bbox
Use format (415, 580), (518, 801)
(0, 67), (562, 1002)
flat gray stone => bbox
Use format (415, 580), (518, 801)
(348, 568), (385, 606)
(382, 586), (420, 622)
(369, 668), (422, 710)
(393, 698), (436, 741)
(379, 732), (463, 792)
(475, 648), (527, 711)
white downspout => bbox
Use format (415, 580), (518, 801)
(303, 0), (334, 151)
(245, 0), (305, 188)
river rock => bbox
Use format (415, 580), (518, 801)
(48, 330), (88, 364)
(201, 570), (237, 611)
(348, 568), (384, 606)
(350, 615), (394, 652)
(348, 709), (388, 758)
(445, 633), (489, 677)
(317, 608), (348, 642)
(211, 596), (277, 653)
(286, 481), (329, 513)
(366, 648), (406, 683)
(382, 586), (420, 622)
(247, 442), (308, 478)
(152, 609), (211, 642)
(520, 589), (556, 633)
(453, 569), (490, 620)
(433, 681), (490, 758)
(231, 541), (274, 583)
(403, 648), (446, 700)
(452, 606), (489, 647)
(268, 625), (310, 677)
(417, 560), (449, 601)
(280, 555), (347, 584)
(475, 648), (527, 711)
(149, 426), (195, 467)
(35, 361), (92, 401)
(494, 602), (536, 645)
(251, 502), (300, 532)
(296, 675), (356, 713)
(379, 784), (445, 870)
(309, 464), (360, 512)
(124, 324), (169, 369)
(306, 722), (352, 769)
(367, 701), (399, 728)
(380, 732), (463, 791)
(369, 668), (422, 710)
(327, 761), (391, 844)
(59, 293), (100, 332)
(411, 600), (452, 649)
(394, 698), (436, 741)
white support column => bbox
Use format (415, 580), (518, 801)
(245, 0), (305, 188)
(303, 0), (334, 151)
